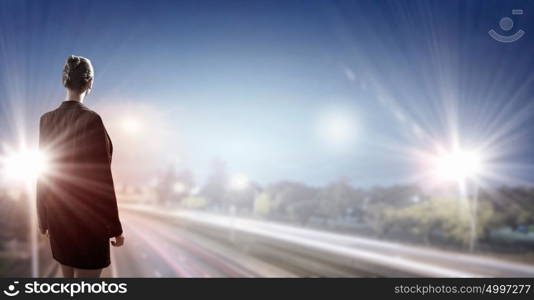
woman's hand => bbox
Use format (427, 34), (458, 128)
(111, 235), (124, 247)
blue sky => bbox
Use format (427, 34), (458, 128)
(1, 0), (534, 187)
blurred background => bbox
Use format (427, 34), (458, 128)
(1, 0), (534, 277)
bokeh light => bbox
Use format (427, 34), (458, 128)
(120, 117), (143, 136)
(316, 108), (358, 151)
(228, 173), (249, 190)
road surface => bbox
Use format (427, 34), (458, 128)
(27, 206), (534, 277)
(40, 209), (362, 277)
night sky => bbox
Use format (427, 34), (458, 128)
(1, 0), (534, 187)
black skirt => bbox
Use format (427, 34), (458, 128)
(48, 220), (111, 269)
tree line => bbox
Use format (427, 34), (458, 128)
(149, 164), (534, 252)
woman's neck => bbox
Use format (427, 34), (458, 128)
(65, 90), (86, 103)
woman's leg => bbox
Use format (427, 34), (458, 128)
(74, 268), (103, 278)
(60, 264), (74, 278)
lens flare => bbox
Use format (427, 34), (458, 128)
(1, 149), (48, 182)
(431, 149), (483, 183)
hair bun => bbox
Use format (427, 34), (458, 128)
(67, 55), (81, 71)
(62, 55), (93, 92)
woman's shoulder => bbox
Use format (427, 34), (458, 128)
(86, 110), (104, 123)
(39, 111), (52, 123)
(81, 110), (108, 129)
(40, 104), (103, 126)
(67, 103), (102, 121)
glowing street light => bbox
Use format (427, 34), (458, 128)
(1, 149), (48, 181)
(120, 117), (142, 136)
(316, 108), (358, 151)
(172, 181), (186, 194)
(229, 174), (249, 191)
(429, 147), (485, 252)
(227, 173), (250, 241)
(431, 149), (483, 183)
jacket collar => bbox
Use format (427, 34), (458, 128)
(60, 100), (88, 108)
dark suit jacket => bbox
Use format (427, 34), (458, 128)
(37, 100), (122, 269)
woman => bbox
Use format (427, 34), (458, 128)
(37, 55), (124, 278)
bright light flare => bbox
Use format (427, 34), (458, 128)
(229, 174), (249, 190)
(1, 149), (48, 182)
(431, 149), (483, 183)
(317, 109), (358, 150)
(173, 182), (186, 194)
(120, 117), (142, 136)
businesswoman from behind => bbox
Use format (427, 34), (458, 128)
(37, 55), (124, 278)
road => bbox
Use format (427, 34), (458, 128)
(108, 211), (297, 277)
(40, 209), (356, 277)
(29, 205), (534, 277)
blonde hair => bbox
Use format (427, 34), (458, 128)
(62, 55), (93, 93)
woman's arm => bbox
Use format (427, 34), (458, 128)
(36, 115), (48, 234)
(86, 114), (123, 238)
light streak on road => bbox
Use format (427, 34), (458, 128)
(121, 204), (534, 278)
(30, 205), (534, 278)
(101, 211), (294, 278)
